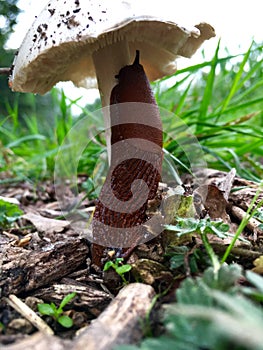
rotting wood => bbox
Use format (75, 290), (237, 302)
(31, 282), (113, 316)
(3, 283), (155, 350)
(73, 283), (155, 350)
(0, 238), (88, 296)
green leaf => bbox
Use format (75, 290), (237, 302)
(169, 254), (185, 269)
(246, 270), (263, 294)
(0, 199), (23, 228)
(58, 315), (74, 328)
(103, 261), (115, 271)
(198, 39), (220, 129)
(219, 42), (253, 116)
(6, 134), (46, 148)
(210, 222), (229, 234)
(165, 217), (230, 240)
(116, 264), (132, 275)
(165, 217), (198, 236)
(59, 292), (76, 310)
(37, 303), (55, 316)
(203, 264), (243, 291)
(115, 257), (124, 265)
(254, 208), (263, 222)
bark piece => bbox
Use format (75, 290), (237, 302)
(0, 238), (88, 296)
(218, 168), (236, 200)
(73, 282), (155, 350)
(229, 186), (263, 212)
(32, 282), (113, 316)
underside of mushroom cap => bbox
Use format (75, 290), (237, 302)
(10, 0), (215, 94)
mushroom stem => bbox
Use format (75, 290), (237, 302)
(92, 41), (131, 163)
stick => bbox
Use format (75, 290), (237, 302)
(0, 67), (11, 75)
(5, 295), (54, 335)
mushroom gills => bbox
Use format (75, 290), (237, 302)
(92, 51), (163, 267)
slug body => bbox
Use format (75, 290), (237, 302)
(92, 51), (163, 266)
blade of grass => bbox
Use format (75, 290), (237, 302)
(217, 43), (254, 119)
(201, 146), (232, 170)
(174, 79), (194, 115)
(6, 134), (46, 148)
(197, 40), (220, 132)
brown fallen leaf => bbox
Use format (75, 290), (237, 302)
(196, 184), (230, 223)
(23, 213), (70, 234)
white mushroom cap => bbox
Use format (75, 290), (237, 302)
(10, 0), (215, 95)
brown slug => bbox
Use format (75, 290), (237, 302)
(92, 51), (163, 267)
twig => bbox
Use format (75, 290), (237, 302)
(4, 294), (54, 335)
(0, 67), (11, 75)
(212, 244), (262, 260)
(231, 205), (263, 236)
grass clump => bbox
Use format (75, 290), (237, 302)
(155, 41), (263, 182)
(1, 41), (263, 184)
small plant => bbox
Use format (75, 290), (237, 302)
(165, 216), (230, 239)
(0, 199), (23, 229)
(37, 292), (76, 328)
(116, 265), (263, 350)
(165, 217), (231, 271)
(166, 245), (205, 274)
(103, 257), (132, 284)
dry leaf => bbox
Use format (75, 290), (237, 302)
(23, 213), (70, 234)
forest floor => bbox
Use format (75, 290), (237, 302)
(0, 168), (263, 349)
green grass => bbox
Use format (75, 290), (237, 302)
(1, 40), (262, 184)
(154, 41), (263, 181)
(0, 89), (103, 183)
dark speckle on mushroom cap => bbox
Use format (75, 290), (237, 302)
(10, 0), (215, 95)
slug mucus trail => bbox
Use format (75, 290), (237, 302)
(92, 50), (163, 267)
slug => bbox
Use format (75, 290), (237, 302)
(92, 51), (163, 267)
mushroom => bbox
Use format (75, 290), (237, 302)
(9, 0), (215, 266)
(9, 0), (215, 152)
